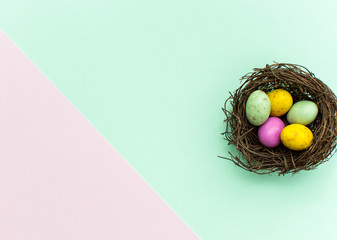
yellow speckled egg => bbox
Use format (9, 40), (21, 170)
(267, 89), (293, 116)
(280, 124), (313, 151)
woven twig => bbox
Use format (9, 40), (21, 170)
(220, 63), (337, 175)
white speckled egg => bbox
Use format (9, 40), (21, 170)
(246, 90), (271, 126)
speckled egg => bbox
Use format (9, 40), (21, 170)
(280, 124), (313, 151)
(287, 100), (318, 125)
(267, 89), (293, 116)
(246, 90), (271, 126)
(258, 117), (285, 148)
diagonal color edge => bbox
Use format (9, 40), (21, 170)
(0, 30), (199, 240)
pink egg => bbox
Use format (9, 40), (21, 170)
(258, 117), (285, 148)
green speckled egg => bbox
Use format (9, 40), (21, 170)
(287, 100), (318, 125)
(246, 90), (271, 126)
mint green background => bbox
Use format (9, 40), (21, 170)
(1, 0), (337, 239)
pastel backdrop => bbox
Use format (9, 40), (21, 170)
(1, 0), (337, 239)
(0, 31), (198, 240)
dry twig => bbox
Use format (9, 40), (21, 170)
(221, 63), (337, 175)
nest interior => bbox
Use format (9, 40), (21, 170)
(221, 63), (337, 175)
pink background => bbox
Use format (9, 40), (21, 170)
(0, 31), (198, 240)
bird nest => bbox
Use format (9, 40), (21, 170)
(221, 63), (337, 175)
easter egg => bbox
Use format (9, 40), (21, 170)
(258, 117), (285, 148)
(280, 124), (313, 151)
(246, 90), (271, 126)
(267, 89), (293, 116)
(287, 100), (318, 125)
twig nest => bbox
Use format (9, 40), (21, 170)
(221, 63), (337, 175)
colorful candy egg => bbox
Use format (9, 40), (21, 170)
(267, 89), (293, 117)
(246, 90), (271, 126)
(280, 124), (313, 151)
(287, 100), (318, 125)
(258, 117), (285, 148)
